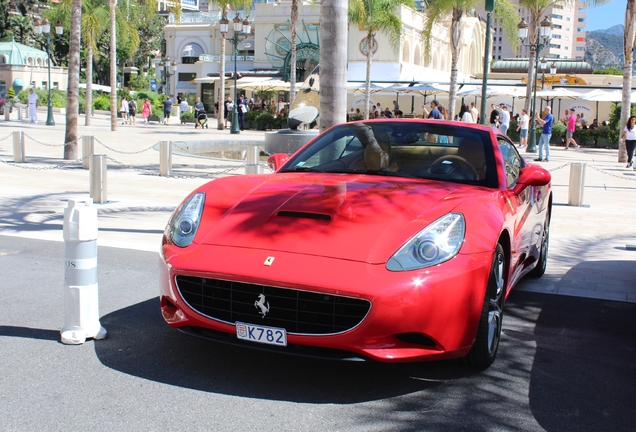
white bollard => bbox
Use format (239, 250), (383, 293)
(61, 198), (107, 345)
(82, 136), (94, 170)
(159, 141), (172, 176)
(245, 145), (264, 174)
(568, 162), (586, 206)
(13, 131), (25, 163)
(89, 154), (107, 203)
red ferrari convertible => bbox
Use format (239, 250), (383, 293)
(160, 119), (551, 368)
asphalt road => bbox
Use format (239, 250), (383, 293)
(1, 235), (635, 431)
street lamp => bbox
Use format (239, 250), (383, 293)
(518, 17), (553, 153)
(220, 15), (251, 134)
(34, 18), (63, 126)
(158, 56), (178, 97)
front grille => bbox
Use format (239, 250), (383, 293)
(175, 276), (371, 335)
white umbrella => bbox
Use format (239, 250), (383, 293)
(236, 78), (291, 92)
(346, 82), (396, 93)
(394, 83), (449, 97)
(582, 90), (623, 102)
(531, 88), (581, 100)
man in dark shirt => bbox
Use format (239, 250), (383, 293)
(489, 104), (500, 128)
(163, 96), (173, 125)
(424, 99), (443, 119)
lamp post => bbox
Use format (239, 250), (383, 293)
(158, 56), (178, 97)
(220, 15), (251, 135)
(518, 17), (553, 153)
(34, 18), (63, 126)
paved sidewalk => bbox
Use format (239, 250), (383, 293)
(1, 112), (634, 302)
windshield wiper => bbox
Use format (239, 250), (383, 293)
(284, 166), (323, 172)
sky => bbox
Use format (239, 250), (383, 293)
(583, 0), (628, 32)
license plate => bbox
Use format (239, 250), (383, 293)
(236, 322), (287, 346)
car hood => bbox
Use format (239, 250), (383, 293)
(196, 173), (479, 263)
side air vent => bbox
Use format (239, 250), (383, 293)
(277, 211), (331, 221)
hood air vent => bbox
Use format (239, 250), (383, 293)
(277, 211), (331, 221)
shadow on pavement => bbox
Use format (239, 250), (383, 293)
(94, 297), (481, 404)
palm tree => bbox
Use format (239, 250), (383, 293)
(9, 15), (32, 44)
(348, 0), (416, 120)
(61, 0), (81, 160)
(109, 0), (117, 131)
(81, 1), (109, 126)
(619, 0), (635, 162)
(321, 0), (349, 129)
(423, 0), (518, 121)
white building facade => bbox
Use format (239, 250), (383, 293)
(159, 1), (487, 112)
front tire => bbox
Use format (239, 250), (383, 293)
(463, 243), (505, 368)
(528, 215), (550, 278)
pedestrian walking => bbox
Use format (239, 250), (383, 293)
(238, 95), (247, 130)
(120, 96), (128, 125)
(224, 96), (233, 128)
(499, 104), (510, 135)
(564, 108), (579, 150)
(128, 98), (137, 125)
(180, 98), (188, 115)
(27, 88), (38, 123)
(517, 109), (529, 148)
(141, 98), (151, 124)
(422, 99), (443, 119)
(470, 102), (479, 123)
(620, 115), (636, 169)
(459, 103), (475, 123)
(489, 104), (500, 128)
(535, 106), (553, 162)
(163, 96), (173, 125)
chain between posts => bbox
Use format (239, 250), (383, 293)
(0, 158), (83, 170)
(103, 154), (248, 179)
(94, 137), (157, 155)
(23, 133), (77, 147)
(0, 132), (13, 142)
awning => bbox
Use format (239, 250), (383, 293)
(521, 75), (589, 86)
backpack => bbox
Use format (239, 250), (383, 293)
(129, 100), (136, 111)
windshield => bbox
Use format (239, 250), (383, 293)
(281, 121), (498, 187)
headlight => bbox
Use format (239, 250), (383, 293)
(386, 213), (465, 271)
(169, 192), (205, 247)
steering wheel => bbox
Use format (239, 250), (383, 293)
(430, 155), (478, 180)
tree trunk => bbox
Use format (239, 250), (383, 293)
(523, 11), (539, 114)
(218, 10), (227, 130)
(619, 0), (635, 163)
(64, 0), (81, 160)
(448, 9), (464, 121)
(109, 0), (117, 131)
(319, 0), (348, 131)
(290, 0), (298, 105)
(85, 46), (93, 126)
(364, 32), (373, 120)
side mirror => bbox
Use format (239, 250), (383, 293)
(267, 153), (290, 172)
(513, 165), (551, 195)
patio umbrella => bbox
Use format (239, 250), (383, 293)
(393, 83), (450, 114)
(236, 78), (291, 92)
(346, 82), (396, 93)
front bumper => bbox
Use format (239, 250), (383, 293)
(160, 243), (492, 362)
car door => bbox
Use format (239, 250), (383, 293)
(497, 137), (536, 277)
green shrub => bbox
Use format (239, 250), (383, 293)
(128, 75), (149, 91)
(93, 95), (111, 111)
(244, 109), (259, 123)
(135, 91), (161, 104)
(180, 111), (195, 121)
(550, 122), (567, 144)
(17, 88), (66, 108)
(256, 112), (276, 130)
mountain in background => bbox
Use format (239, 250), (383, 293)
(585, 25), (624, 70)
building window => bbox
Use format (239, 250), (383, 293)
(181, 43), (204, 65)
(578, 18), (585, 22)
(0, 55), (6, 64)
(552, 14), (563, 19)
(554, 24), (562, 29)
(576, 47), (585, 51)
(566, 17), (571, 21)
(178, 72), (196, 82)
(577, 28), (585, 32)
(42, 82), (47, 90)
(550, 44), (561, 49)
(565, 46), (569, 50)
(53, 82), (59, 89)
(553, 34), (561, 39)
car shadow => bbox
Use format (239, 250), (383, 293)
(508, 290), (636, 431)
(94, 297), (486, 404)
